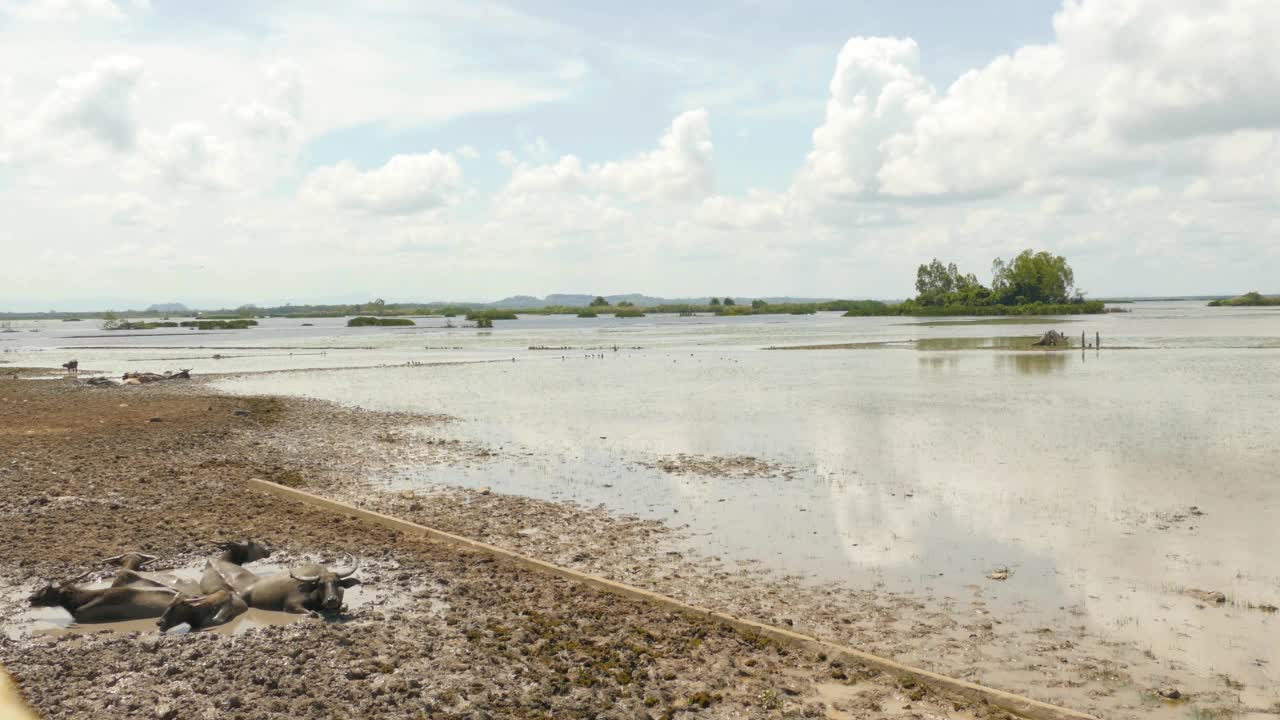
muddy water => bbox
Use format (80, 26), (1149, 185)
(200, 301), (1277, 701)
(0, 666), (38, 720)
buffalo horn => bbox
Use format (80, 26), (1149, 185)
(336, 553), (360, 579)
(289, 569), (321, 583)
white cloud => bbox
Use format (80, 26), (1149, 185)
(804, 0), (1280, 201)
(36, 55), (143, 151)
(300, 152), (465, 215)
(138, 122), (239, 190)
(2, 0), (1280, 306)
(0, 0), (126, 20)
(596, 109), (715, 201)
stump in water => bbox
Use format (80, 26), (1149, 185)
(1033, 330), (1069, 347)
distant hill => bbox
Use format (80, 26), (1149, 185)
(145, 302), (190, 313)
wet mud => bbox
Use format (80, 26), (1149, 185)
(1, 371), (997, 719)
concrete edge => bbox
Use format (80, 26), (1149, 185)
(247, 478), (1099, 720)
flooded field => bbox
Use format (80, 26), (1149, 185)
(7, 301), (1280, 708)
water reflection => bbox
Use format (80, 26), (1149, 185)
(993, 352), (1069, 374)
(916, 355), (960, 373)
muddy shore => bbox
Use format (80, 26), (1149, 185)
(2, 371), (999, 720)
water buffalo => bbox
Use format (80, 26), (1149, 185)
(104, 551), (207, 595)
(157, 590), (248, 632)
(28, 570), (178, 623)
(199, 540), (272, 594)
(61, 360), (78, 373)
(241, 555), (360, 614)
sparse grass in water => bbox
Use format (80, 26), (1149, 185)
(347, 316), (415, 327)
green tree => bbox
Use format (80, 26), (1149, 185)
(236, 304), (258, 317)
(709, 297), (721, 307)
(991, 250), (1076, 304)
(751, 299), (767, 309)
(722, 297), (736, 306)
(617, 300), (635, 307)
(589, 296), (611, 307)
(914, 259), (982, 306)
(101, 311), (125, 330)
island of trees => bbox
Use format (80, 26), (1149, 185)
(1207, 291), (1280, 307)
(860, 249), (1104, 316)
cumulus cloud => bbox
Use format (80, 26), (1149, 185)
(501, 109), (715, 206)
(300, 152), (465, 215)
(139, 122), (239, 190)
(596, 109), (715, 201)
(36, 55), (143, 151)
(795, 0), (1280, 203)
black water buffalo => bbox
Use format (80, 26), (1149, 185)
(61, 360), (78, 373)
(28, 570), (178, 623)
(241, 555), (360, 613)
(157, 590), (248, 632)
(199, 540), (272, 594)
(106, 552), (206, 596)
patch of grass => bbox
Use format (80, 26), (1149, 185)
(466, 310), (518, 321)
(1208, 291), (1280, 307)
(614, 309), (646, 318)
(576, 310), (598, 318)
(347, 316), (415, 327)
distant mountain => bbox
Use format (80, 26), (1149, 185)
(146, 302), (190, 313)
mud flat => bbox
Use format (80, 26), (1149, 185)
(2, 371), (1001, 720)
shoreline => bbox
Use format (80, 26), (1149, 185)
(3, 368), (1268, 719)
(1, 369), (997, 720)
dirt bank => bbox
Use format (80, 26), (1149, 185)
(1, 372), (992, 720)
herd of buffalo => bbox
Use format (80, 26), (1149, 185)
(27, 541), (361, 632)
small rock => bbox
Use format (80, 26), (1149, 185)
(233, 409), (251, 417)
(1158, 689), (1184, 701)
(148, 417), (163, 423)
(155, 705), (177, 720)
(987, 567), (1010, 581)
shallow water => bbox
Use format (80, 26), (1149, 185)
(196, 301), (1280, 698)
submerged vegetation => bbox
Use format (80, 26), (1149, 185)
(347, 316), (415, 327)
(1207, 291), (1280, 307)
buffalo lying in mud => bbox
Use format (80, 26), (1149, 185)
(157, 590), (249, 632)
(200, 540), (273, 594)
(27, 569), (178, 624)
(28, 543), (362, 630)
(240, 554), (361, 614)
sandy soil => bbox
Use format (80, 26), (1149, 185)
(1, 372), (997, 720)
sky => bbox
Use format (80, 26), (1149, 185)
(0, 0), (1277, 309)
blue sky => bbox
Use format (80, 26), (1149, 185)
(0, 0), (1277, 308)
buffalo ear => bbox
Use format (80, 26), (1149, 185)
(338, 577), (361, 588)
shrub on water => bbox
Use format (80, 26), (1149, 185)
(347, 316), (415, 327)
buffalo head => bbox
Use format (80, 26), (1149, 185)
(289, 554), (361, 612)
(217, 540), (272, 565)
(27, 569), (92, 607)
